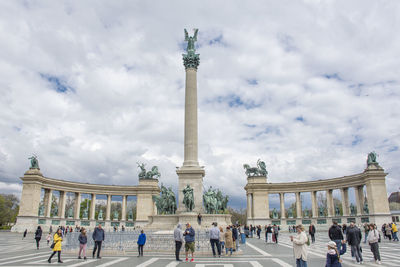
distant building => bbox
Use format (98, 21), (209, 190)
(389, 192), (400, 222)
(388, 192), (400, 203)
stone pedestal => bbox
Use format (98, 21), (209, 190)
(176, 167), (205, 214)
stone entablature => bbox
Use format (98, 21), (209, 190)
(245, 163), (391, 229)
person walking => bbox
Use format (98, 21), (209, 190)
(291, 225), (308, 267)
(219, 226), (225, 255)
(78, 228), (87, 260)
(342, 224), (347, 235)
(49, 225), (53, 234)
(256, 225), (261, 239)
(385, 223), (392, 241)
(391, 222), (399, 241)
(92, 224), (105, 259)
(174, 223), (184, 261)
(309, 224), (316, 243)
(46, 232), (52, 246)
(48, 228), (63, 263)
(346, 222), (363, 264)
(210, 223), (221, 257)
(329, 222), (344, 252)
(23, 229), (27, 239)
(367, 224), (381, 264)
(183, 223), (195, 262)
(363, 223), (370, 243)
(232, 225), (239, 251)
(137, 230), (146, 257)
(197, 213), (202, 225)
(325, 240), (346, 267)
(224, 226), (234, 256)
(273, 224), (279, 244)
(34, 226), (42, 250)
(266, 224), (273, 243)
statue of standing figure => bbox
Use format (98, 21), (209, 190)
(28, 155), (39, 169)
(67, 207), (73, 218)
(98, 209), (104, 220)
(335, 206), (340, 216)
(82, 209), (88, 219)
(363, 202), (369, 214)
(128, 210), (133, 221)
(113, 210), (119, 220)
(182, 185), (195, 212)
(272, 208), (279, 219)
(38, 205), (45, 216)
(350, 203), (356, 215)
(288, 208), (293, 218)
(319, 206), (325, 217)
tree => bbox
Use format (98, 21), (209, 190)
(0, 194), (19, 227)
(228, 207), (246, 225)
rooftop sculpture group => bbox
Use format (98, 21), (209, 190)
(243, 159), (268, 177)
(137, 162), (161, 179)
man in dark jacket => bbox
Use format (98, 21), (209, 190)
(346, 222), (363, 264)
(232, 225), (239, 251)
(34, 226), (42, 249)
(183, 223), (195, 262)
(328, 221), (344, 251)
(309, 224), (316, 243)
(92, 224), (105, 259)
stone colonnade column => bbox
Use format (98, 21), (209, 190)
(356, 186), (364, 215)
(295, 192), (302, 218)
(59, 191), (67, 218)
(326, 189), (334, 217)
(74, 192), (81, 220)
(311, 191), (318, 217)
(90, 194), (96, 220)
(252, 192), (270, 219)
(106, 195), (111, 221)
(44, 189), (53, 217)
(280, 193), (285, 219)
(247, 193), (252, 219)
(121, 195), (127, 221)
(340, 188), (349, 216)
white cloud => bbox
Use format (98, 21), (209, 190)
(0, 0), (399, 209)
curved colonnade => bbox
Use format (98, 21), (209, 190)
(245, 163), (391, 229)
(12, 168), (160, 232)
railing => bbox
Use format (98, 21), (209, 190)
(64, 230), (212, 252)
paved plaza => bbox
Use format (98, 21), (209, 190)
(0, 231), (399, 267)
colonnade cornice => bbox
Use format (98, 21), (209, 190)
(20, 174), (160, 196)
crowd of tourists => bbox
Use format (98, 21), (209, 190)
(24, 220), (398, 265)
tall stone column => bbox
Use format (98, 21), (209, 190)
(252, 192), (269, 219)
(106, 195), (111, 221)
(311, 191), (318, 218)
(74, 192), (81, 220)
(121, 195), (127, 221)
(357, 186), (365, 215)
(177, 30), (205, 214)
(45, 189), (53, 218)
(296, 192), (302, 218)
(247, 193), (252, 219)
(340, 188), (349, 216)
(280, 193), (286, 219)
(90, 194), (96, 220)
(59, 191), (67, 218)
(326, 189), (334, 217)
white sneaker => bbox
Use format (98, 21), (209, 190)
(377, 260), (381, 265)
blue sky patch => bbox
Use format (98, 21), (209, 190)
(323, 73), (342, 81)
(351, 135), (362, 146)
(247, 79), (258, 85)
(388, 146), (398, 152)
(208, 34), (224, 46)
(295, 116), (304, 122)
(40, 74), (74, 93)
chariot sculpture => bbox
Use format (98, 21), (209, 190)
(137, 162), (161, 179)
(243, 159), (268, 177)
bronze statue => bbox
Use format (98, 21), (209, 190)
(182, 185), (195, 212)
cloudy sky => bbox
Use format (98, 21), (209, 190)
(0, 0), (399, 209)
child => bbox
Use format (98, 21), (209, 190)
(78, 228), (87, 260)
(46, 233), (52, 246)
(326, 240), (346, 267)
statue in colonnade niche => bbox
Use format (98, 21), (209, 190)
(367, 151), (378, 166)
(272, 208), (279, 219)
(350, 203), (356, 215)
(52, 205), (58, 217)
(288, 208), (293, 218)
(82, 209), (88, 219)
(28, 155), (40, 169)
(38, 205), (45, 216)
(243, 159), (268, 177)
(137, 162), (161, 179)
(98, 209), (103, 220)
(182, 185), (195, 212)
(335, 206), (340, 216)
(113, 210), (119, 220)
(67, 207), (73, 218)
(363, 202), (369, 214)
(128, 210), (133, 221)
(319, 206), (325, 217)
(304, 209), (309, 218)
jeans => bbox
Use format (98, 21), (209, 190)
(210, 239), (221, 256)
(175, 241), (182, 260)
(351, 244), (363, 262)
(296, 258), (307, 267)
(370, 242), (381, 261)
(220, 241), (225, 253)
(93, 241), (102, 257)
(393, 232), (399, 241)
(138, 244), (144, 256)
(267, 233), (272, 243)
(310, 233), (315, 243)
(48, 251), (61, 262)
(274, 233), (278, 243)
(35, 238), (40, 249)
(225, 247), (233, 255)
(334, 240), (342, 252)
(364, 232), (368, 243)
(78, 243), (87, 257)
(235, 238), (239, 250)
(241, 233), (246, 244)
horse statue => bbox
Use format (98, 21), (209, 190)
(243, 159), (268, 177)
(367, 151), (378, 166)
(146, 166), (161, 179)
(182, 185), (195, 212)
(137, 162), (147, 179)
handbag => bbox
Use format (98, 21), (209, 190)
(50, 242), (55, 249)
